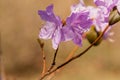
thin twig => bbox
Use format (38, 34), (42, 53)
(37, 39), (46, 77)
(46, 46), (79, 80)
(39, 25), (109, 80)
(47, 47), (59, 72)
(37, 39), (44, 48)
(41, 48), (46, 77)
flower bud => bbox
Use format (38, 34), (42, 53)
(86, 26), (102, 46)
(109, 7), (120, 25)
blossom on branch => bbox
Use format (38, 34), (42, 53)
(38, 0), (120, 49)
(62, 12), (92, 46)
(38, 4), (64, 49)
(71, 0), (109, 37)
(38, 3), (93, 48)
(93, 0), (120, 37)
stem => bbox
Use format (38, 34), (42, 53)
(37, 39), (46, 76)
(47, 47), (59, 72)
(39, 25), (109, 80)
(46, 46), (78, 80)
(41, 48), (46, 77)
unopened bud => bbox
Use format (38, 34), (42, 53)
(86, 26), (102, 46)
(109, 7), (120, 25)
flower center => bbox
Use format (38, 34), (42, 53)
(62, 20), (66, 26)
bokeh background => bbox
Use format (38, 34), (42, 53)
(1, 0), (120, 80)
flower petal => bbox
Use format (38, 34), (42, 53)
(61, 26), (75, 41)
(52, 28), (62, 49)
(39, 22), (56, 39)
(38, 4), (57, 23)
(72, 33), (82, 46)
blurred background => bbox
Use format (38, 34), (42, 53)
(1, 0), (120, 80)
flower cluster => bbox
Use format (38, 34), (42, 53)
(38, 0), (120, 49)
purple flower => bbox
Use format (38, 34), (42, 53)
(38, 0), (116, 49)
(38, 3), (93, 48)
(93, 0), (120, 38)
(62, 11), (92, 46)
(71, 0), (108, 32)
(88, 6), (112, 39)
(94, 0), (120, 13)
(90, 7), (109, 32)
(38, 4), (63, 49)
(71, 0), (110, 38)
